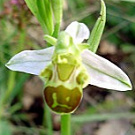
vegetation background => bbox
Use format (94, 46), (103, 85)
(0, 0), (135, 135)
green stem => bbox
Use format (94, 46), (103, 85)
(2, 71), (16, 104)
(0, 71), (16, 120)
(61, 114), (71, 135)
(44, 104), (53, 135)
(53, 23), (60, 38)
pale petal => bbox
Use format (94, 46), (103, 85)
(65, 21), (90, 44)
(6, 47), (54, 75)
(81, 49), (132, 91)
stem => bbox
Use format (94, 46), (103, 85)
(2, 71), (16, 104)
(53, 23), (60, 38)
(44, 104), (53, 135)
(0, 71), (16, 120)
(61, 114), (71, 135)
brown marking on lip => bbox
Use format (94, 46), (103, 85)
(44, 85), (82, 113)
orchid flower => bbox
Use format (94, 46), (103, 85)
(6, 21), (132, 114)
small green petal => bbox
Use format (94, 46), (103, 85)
(44, 35), (57, 46)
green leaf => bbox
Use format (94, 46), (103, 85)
(51, 0), (63, 24)
(121, 0), (135, 2)
(50, 0), (63, 37)
(88, 0), (106, 53)
(24, 0), (54, 34)
(72, 112), (135, 123)
(0, 121), (12, 135)
(24, 0), (47, 33)
(36, 0), (54, 35)
(24, 0), (37, 17)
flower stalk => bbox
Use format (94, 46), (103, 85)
(44, 104), (53, 135)
(61, 114), (71, 135)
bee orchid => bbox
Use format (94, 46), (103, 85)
(6, 21), (132, 114)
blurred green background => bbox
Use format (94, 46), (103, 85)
(0, 0), (135, 135)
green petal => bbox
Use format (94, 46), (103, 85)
(82, 49), (132, 91)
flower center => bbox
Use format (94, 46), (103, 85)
(41, 52), (89, 113)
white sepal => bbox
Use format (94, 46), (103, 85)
(82, 49), (132, 91)
(6, 47), (54, 75)
(65, 21), (90, 44)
